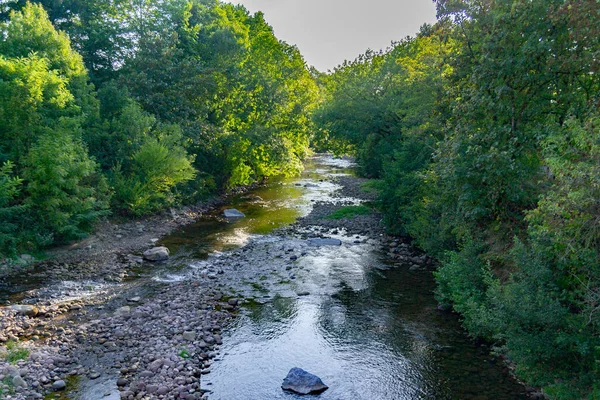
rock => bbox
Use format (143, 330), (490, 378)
(12, 375), (26, 388)
(52, 380), (66, 391)
(182, 331), (196, 341)
(242, 195), (263, 201)
(223, 208), (245, 218)
(89, 372), (101, 380)
(10, 304), (39, 317)
(128, 297), (141, 303)
(148, 359), (163, 372)
(296, 291), (310, 296)
(308, 238), (342, 246)
(115, 306), (131, 315)
(281, 368), (328, 395)
(143, 246), (170, 261)
(19, 254), (35, 263)
(227, 298), (238, 306)
(157, 386), (169, 395)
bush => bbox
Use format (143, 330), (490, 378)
(24, 128), (109, 242)
(0, 161), (25, 258)
(111, 132), (196, 215)
(434, 239), (496, 338)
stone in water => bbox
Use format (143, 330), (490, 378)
(281, 367), (328, 395)
(223, 209), (245, 218)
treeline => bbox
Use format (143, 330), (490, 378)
(314, 0), (600, 398)
(0, 0), (317, 256)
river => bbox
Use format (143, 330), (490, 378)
(156, 155), (529, 399)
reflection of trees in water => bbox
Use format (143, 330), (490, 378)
(315, 270), (529, 399)
(244, 295), (298, 339)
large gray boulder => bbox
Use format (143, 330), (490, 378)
(281, 368), (328, 395)
(143, 246), (170, 261)
(308, 238), (342, 246)
(223, 208), (245, 218)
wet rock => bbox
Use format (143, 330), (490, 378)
(308, 238), (342, 246)
(10, 304), (39, 317)
(52, 379), (66, 391)
(296, 291), (310, 296)
(128, 297), (141, 303)
(143, 246), (170, 261)
(223, 209), (245, 218)
(281, 368), (328, 395)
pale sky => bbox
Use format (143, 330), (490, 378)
(231, 0), (438, 72)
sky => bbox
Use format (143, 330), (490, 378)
(231, 0), (438, 72)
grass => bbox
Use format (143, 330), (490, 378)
(1, 375), (14, 396)
(3, 340), (29, 364)
(360, 179), (382, 194)
(325, 205), (371, 220)
(179, 348), (190, 358)
(250, 282), (268, 292)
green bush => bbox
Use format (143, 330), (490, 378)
(24, 129), (109, 242)
(0, 161), (25, 258)
(434, 239), (496, 338)
(111, 132), (196, 216)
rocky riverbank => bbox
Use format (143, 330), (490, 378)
(0, 183), (263, 288)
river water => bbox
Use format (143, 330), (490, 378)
(156, 155), (530, 400)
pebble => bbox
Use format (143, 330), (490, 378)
(52, 379), (66, 391)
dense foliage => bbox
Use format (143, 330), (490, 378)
(2, 0), (599, 396)
(0, 1), (317, 254)
(315, 0), (600, 397)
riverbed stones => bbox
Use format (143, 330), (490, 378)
(143, 246), (170, 261)
(281, 368), (328, 395)
(223, 208), (245, 218)
(183, 331), (196, 341)
(308, 238), (342, 246)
